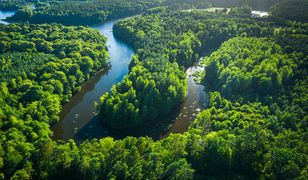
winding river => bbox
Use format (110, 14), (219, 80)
(1, 9), (208, 141)
(52, 19), (208, 141)
(52, 20), (135, 141)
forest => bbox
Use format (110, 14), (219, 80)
(269, 0), (308, 22)
(1, 0), (294, 24)
(0, 0), (307, 179)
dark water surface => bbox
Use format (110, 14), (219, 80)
(160, 61), (209, 138)
(0, 10), (14, 24)
(70, 60), (209, 142)
(0, 9), (209, 141)
(52, 20), (134, 140)
(52, 19), (210, 141)
(1, 9), (209, 141)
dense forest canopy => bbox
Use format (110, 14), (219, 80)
(98, 9), (307, 178)
(270, 0), (308, 22)
(99, 9), (277, 129)
(194, 36), (307, 179)
(0, 0), (286, 10)
(0, 0), (307, 179)
(0, 23), (109, 178)
(2, 0), (301, 24)
(8, 0), (161, 25)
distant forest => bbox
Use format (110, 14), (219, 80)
(3, 0), (306, 24)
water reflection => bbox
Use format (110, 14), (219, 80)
(52, 19), (134, 140)
(52, 18), (210, 142)
(0, 10), (15, 25)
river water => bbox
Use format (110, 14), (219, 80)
(0, 10), (14, 24)
(52, 20), (134, 140)
(161, 61), (208, 138)
(52, 19), (208, 141)
(1, 9), (209, 141)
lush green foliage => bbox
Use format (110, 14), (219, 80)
(1, 0), (285, 12)
(0, 0), (67, 10)
(0, 24), (109, 97)
(0, 23), (109, 178)
(7, 0), (162, 25)
(0, 3), (307, 179)
(98, 10), (307, 178)
(193, 36), (307, 178)
(99, 9), (277, 128)
(5, 0), (287, 24)
(103, 9), (307, 178)
(0, 52), (54, 81)
(0, 0), (29, 10)
(203, 37), (297, 97)
(31, 136), (195, 179)
(100, 58), (187, 128)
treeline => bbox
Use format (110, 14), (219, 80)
(0, 0), (86, 10)
(165, 0), (284, 10)
(270, 0), (308, 22)
(0, 0), (60, 10)
(0, 23), (109, 178)
(5, 0), (288, 25)
(0, 0), (32, 10)
(7, 0), (162, 25)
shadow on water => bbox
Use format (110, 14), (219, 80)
(74, 109), (178, 142)
(74, 108), (179, 142)
(73, 115), (165, 142)
(74, 57), (211, 142)
(53, 17), (213, 142)
(51, 19), (135, 141)
(52, 68), (110, 140)
(160, 60), (209, 139)
(1, 9), (264, 142)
